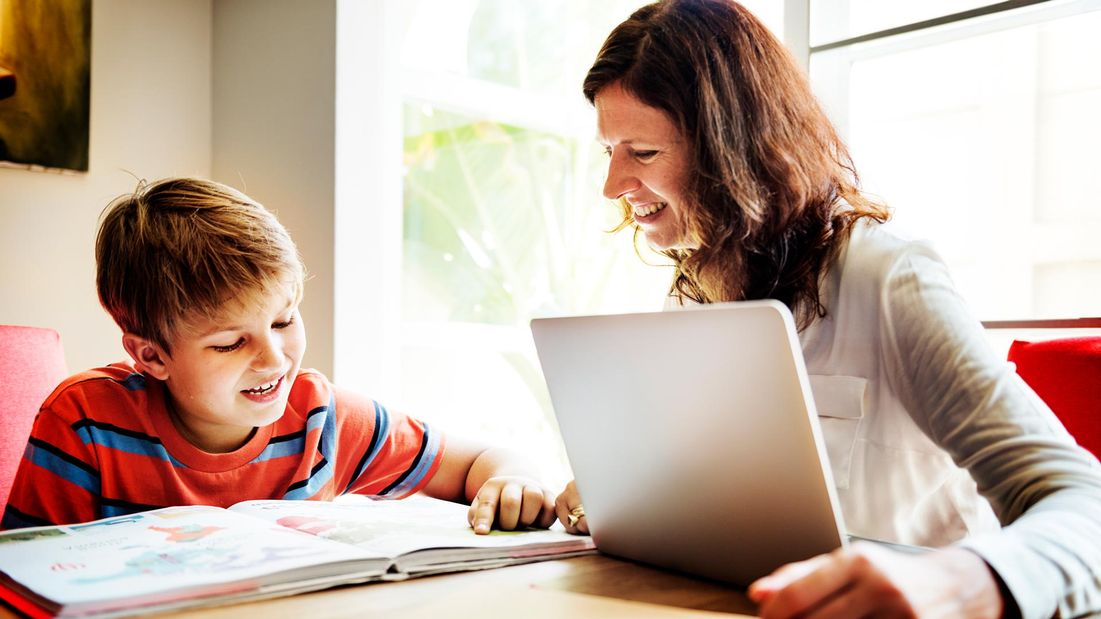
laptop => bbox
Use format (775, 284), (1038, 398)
(530, 300), (848, 586)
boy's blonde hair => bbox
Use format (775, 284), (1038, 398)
(95, 177), (305, 354)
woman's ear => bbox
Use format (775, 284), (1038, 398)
(122, 333), (170, 380)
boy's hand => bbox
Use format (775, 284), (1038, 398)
(467, 476), (556, 535)
(554, 480), (589, 535)
(421, 440), (556, 534)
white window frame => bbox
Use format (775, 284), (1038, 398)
(800, 0), (1101, 322)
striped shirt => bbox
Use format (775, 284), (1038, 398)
(2, 363), (444, 529)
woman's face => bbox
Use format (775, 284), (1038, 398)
(595, 82), (694, 250)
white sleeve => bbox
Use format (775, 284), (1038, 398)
(879, 246), (1101, 619)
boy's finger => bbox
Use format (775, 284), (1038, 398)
(471, 493), (498, 534)
(518, 485), (545, 527)
(536, 489), (557, 529)
(497, 482), (523, 530)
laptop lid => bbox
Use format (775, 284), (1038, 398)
(531, 300), (847, 586)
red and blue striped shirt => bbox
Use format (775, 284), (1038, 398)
(2, 363), (444, 529)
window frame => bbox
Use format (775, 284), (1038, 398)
(799, 0), (1101, 322)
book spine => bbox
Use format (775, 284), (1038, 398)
(0, 581), (54, 619)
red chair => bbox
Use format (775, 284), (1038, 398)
(0, 325), (68, 513)
(1008, 337), (1101, 460)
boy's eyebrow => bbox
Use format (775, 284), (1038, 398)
(198, 323), (244, 338)
(196, 298), (296, 338)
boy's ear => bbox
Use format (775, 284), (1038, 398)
(121, 333), (170, 380)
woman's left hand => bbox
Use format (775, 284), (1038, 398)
(748, 543), (1005, 618)
(554, 480), (590, 535)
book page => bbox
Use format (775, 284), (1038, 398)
(0, 505), (383, 614)
(229, 495), (594, 560)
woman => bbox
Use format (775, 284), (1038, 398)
(554, 1), (1101, 618)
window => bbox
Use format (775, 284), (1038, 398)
(333, 1), (785, 487)
(807, 0), (1101, 321)
(394, 1), (669, 487)
(809, 0), (1006, 45)
(340, 3), (1099, 481)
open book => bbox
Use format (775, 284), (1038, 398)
(0, 495), (595, 619)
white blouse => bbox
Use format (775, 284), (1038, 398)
(670, 221), (1101, 618)
(799, 222), (1101, 619)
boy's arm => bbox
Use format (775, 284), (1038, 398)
(421, 435), (556, 534)
(2, 410), (101, 530)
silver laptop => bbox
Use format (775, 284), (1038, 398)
(531, 300), (848, 586)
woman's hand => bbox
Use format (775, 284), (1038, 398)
(748, 543), (1005, 618)
(554, 480), (590, 535)
(466, 476), (556, 535)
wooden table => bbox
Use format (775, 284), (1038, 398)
(0, 554), (759, 618)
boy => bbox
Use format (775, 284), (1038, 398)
(2, 177), (557, 534)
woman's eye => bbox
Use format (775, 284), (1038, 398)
(212, 338), (244, 353)
(273, 316), (295, 330)
(633, 150), (658, 160)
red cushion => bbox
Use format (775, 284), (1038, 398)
(1008, 337), (1101, 459)
(0, 326), (68, 512)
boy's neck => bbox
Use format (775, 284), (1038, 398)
(164, 394), (257, 454)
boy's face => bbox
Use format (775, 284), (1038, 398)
(152, 283), (306, 453)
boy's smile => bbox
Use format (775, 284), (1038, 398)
(134, 283), (306, 454)
(241, 375), (286, 401)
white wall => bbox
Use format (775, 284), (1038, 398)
(212, 0), (337, 377)
(0, 0), (213, 373)
(0, 0), (345, 378)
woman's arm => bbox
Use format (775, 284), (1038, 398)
(750, 241), (1101, 618)
(881, 247), (1101, 619)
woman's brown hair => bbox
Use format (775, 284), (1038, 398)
(584, 0), (888, 328)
